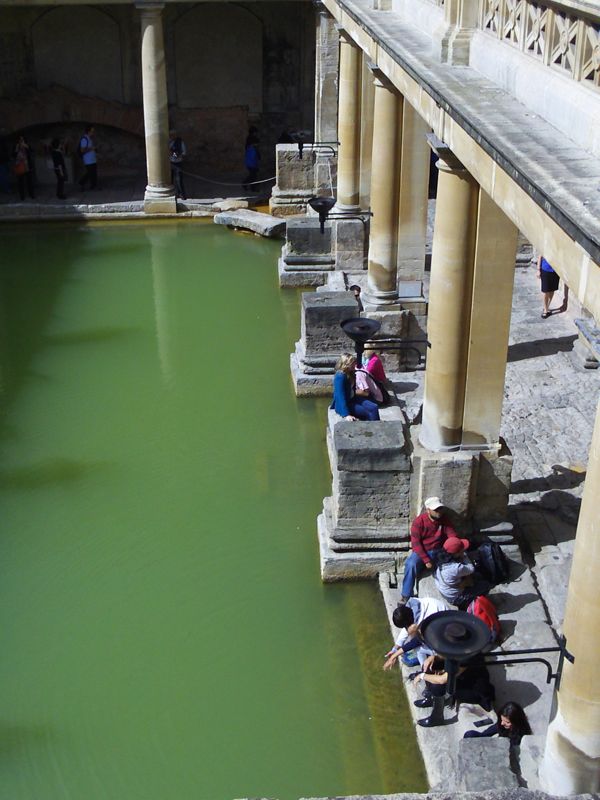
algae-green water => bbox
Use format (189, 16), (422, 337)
(0, 222), (426, 800)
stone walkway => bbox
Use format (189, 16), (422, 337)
(378, 259), (599, 792)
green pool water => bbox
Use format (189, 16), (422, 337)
(0, 221), (426, 800)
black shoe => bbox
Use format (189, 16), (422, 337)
(417, 696), (446, 727)
(414, 697), (433, 708)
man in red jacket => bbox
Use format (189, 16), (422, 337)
(400, 496), (460, 602)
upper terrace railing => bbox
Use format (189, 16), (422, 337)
(479, 0), (600, 89)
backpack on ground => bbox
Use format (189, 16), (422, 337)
(467, 595), (501, 643)
(475, 541), (510, 585)
(356, 369), (391, 406)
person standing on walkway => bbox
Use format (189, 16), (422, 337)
(400, 497), (459, 602)
(13, 134), (35, 201)
(168, 130), (186, 200)
(78, 125), (97, 190)
(538, 255), (568, 318)
(243, 126), (260, 192)
(51, 138), (67, 200)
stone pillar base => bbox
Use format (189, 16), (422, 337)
(410, 425), (513, 527)
(144, 188), (177, 214)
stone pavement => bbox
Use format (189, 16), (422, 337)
(377, 259), (599, 792)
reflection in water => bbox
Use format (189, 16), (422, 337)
(147, 228), (177, 389)
(0, 458), (108, 489)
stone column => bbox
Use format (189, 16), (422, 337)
(138, 2), (176, 214)
(364, 76), (402, 307)
(541, 397), (600, 793)
(336, 31), (361, 211)
(461, 190), (518, 448)
(396, 103), (430, 285)
(314, 6), (339, 143)
(359, 53), (375, 211)
(420, 141), (478, 451)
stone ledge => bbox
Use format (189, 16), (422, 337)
(213, 209), (286, 238)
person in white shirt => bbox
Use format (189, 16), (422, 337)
(383, 596), (450, 670)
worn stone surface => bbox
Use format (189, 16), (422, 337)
(458, 739), (519, 790)
(211, 198), (248, 212)
(333, 420), (409, 472)
(213, 209), (285, 238)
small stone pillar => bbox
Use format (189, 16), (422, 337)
(541, 398), (600, 793)
(433, 0), (478, 65)
(138, 2), (176, 214)
(364, 75), (402, 308)
(420, 141), (478, 451)
(336, 31), (361, 211)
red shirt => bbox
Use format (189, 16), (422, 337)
(366, 354), (387, 383)
(410, 511), (458, 565)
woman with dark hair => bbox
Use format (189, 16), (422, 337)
(51, 138), (67, 200)
(464, 701), (532, 746)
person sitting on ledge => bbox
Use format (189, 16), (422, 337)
(464, 701), (532, 746)
(383, 596), (450, 671)
(330, 353), (380, 421)
(355, 360), (384, 405)
(400, 497), (459, 603)
(434, 537), (492, 610)
(412, 654), (496, 713)
(364, 350), (387, 384)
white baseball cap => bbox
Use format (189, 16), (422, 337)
(424, 496), (444, 511)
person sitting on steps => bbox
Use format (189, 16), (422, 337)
(464, 701), (532, 746)
(412, 654), (496, 724)
(434, 537), (492, 610)
(400, 497), (460, 603)
(383, 596), (450, 671)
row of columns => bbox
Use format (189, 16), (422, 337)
(331, 18), (600, 793)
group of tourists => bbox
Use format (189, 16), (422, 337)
(383, 496), (532, 743)
(4, 125), (98, 202)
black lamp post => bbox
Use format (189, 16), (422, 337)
(308, 196), (336, 234)
(340, 317), (381, 368)
(417, 609), (575, 728)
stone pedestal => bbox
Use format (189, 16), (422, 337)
(291, 291), (356, 395)
(411, 426), (513, 528)
(319, 415), (411, 581)
(138, 3), (176, 214)
(270, 144), (319, 217)
(279, 216), (366, 288)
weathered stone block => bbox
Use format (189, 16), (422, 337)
(458, 739), (519, 790)
(300, 291), (357, 362)
(213, 209), (285, 238)
(333, 421), (409, 472)
(333, 218), (367, 272)
(285, 215), (332, 256)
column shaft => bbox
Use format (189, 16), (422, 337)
(541, 398), (600, 793)
(138, 3), (175, 212)
(365, 78), (402, 304)
(336, 33), (361, 211)
(420, 156), (478, 450)
(314, 10), (339, 143)
(359, 53), (375, 210)
(461, 190), (518, 447)
(397, 103), (430, 284)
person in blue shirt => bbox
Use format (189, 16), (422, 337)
(537, 255), (568, 318)
(330, 353), (380, 421)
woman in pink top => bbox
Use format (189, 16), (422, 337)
(365, 352), (387, 383)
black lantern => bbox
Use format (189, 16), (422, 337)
(308, 196), (336, 234)
(341, 316), (381, 367)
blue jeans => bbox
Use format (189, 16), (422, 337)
(401, 549), (436, 598)
(350, 398), (380, 421)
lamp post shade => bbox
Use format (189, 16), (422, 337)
(420, 611), (491, 662)
(308, 196), (336, 233)
(341, 317), (381, 365)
